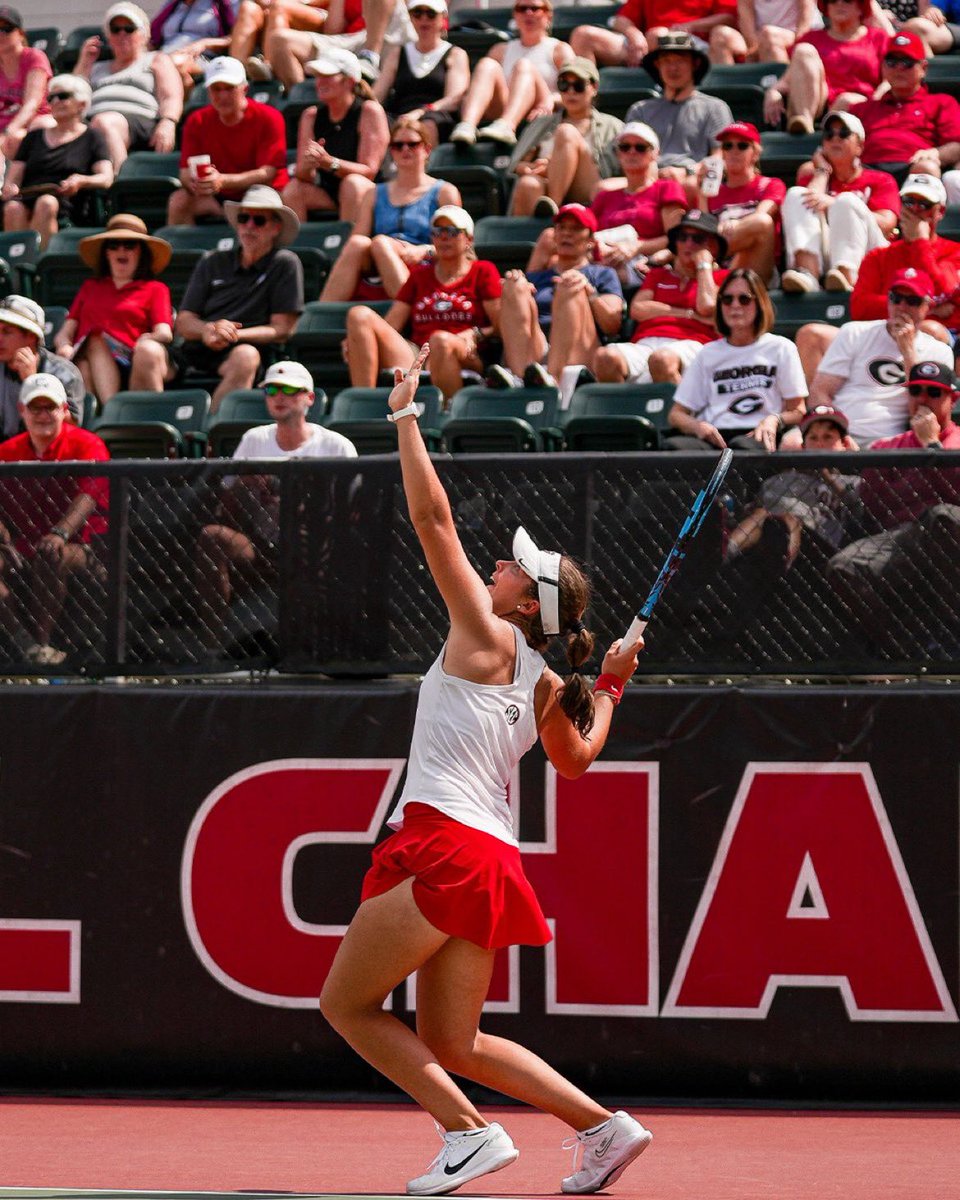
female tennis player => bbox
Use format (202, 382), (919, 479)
(319, 344), (650, 1197)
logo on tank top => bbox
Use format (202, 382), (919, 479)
(504, 704), (520, 725)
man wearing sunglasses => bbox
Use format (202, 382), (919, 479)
(826, 359), (960, 653)
(807, 267), (954, 444)
(175, 185), (304, 412)
(169, 56), (288, 225)
(855, 32), (960, 182)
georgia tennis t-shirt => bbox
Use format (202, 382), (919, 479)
(673, 332), (808, 428)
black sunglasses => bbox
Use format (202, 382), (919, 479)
(106, 239), (140, 251)
(558, 78), (588, 93)
(236, 212), (271, 226)
(48, 91), (74, 103)
(514, 4), (546, 11)
(908, 383), (949, 397)
(721, 292), (754, 306)
(903, 195), (936, 210)
(721, 140), (751, 151)
(0, 22), (17, 33)
(823, 127), (854, 140)
(618, 140), (651, 153)
(109, 22), (139, 34)
(676, 230), (710, 245)
(390, 139), (423, 150)
(884, 54), (917, 68)
(888, 290), (925, 306)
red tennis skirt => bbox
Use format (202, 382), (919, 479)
(361, 802), (552, 950)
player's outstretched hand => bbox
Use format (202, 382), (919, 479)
(601, 635), (644, 683)
(389, 342), (430, 412)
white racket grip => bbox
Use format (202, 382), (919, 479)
(623, 617), (648, 645)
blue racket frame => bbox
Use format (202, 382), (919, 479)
(623, 448), (733, 644)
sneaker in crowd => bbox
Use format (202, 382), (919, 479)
(450, 121), (477, 144)
(781, 268), (821, 293)
(25, 643), (67, 666)
(477, 118), (517, 145)
(533, 196), (559, 219)
(523, 362), (557, 388)
(356, 47), (380, 81)
(824, 267), (853, 292)
(245, 55), (272, 81)
(486, 364), (521, 388)
(407, 1122), (519, 1196)
(560, 1111), (653, 1195)
(787, 113), (814, 134)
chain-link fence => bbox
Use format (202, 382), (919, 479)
(1, 452), (959, 677)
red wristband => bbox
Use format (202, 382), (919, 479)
(593, 673), (625, 704)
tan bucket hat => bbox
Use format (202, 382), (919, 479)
(78, 213), (172, 273)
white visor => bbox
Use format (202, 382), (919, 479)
(513, 526), (561, 636)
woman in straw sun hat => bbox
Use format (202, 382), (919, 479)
(320, 342), (652, 1198)
(54, 214), (174, 406)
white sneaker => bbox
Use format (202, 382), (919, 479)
(781, 268), (821, 294)
(407, 1122), (519, 1196)
(561, 1111), (652, 1194)
(477, 118), (517, 145)
(450, 121), (477, 145)
(824, 267), (853, 292)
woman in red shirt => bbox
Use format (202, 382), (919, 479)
(345, 204), (502, 402)
(695, 122), (785, 284)
(763, 0), (891, 134)
(55, 214), (174, 408)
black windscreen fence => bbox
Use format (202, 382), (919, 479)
(1, 451), (958, 678)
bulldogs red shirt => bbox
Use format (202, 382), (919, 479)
(396, 260), (502, 345)
(630, 265), (728, 343)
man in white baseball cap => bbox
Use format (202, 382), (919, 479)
(196, 359), (356, 651)
(0, 296), (83, 441)
(168, 56), (289, 225)
(0, 374), (110, 667)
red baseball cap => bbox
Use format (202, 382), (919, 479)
(716, 122), (761, 145)
(886, 31), (925, 62)
(555, 203), (598, 232)
(800, 404), (849, 437)
(889, 266), (934, 297)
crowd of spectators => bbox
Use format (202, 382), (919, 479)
(2, 0), (960, 664)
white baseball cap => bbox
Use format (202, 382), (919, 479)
(306, 48), (362, 81)
(431, 204), (474, 236)
(901, 172), (947, 206)
(618, 122), (661, 154)
(205, 56), (247, 87)
(407, 0), (447, 10)
(0, 294), (45, 340)
(20, 373), (68, 408)
(822, 109), (865, 140)
(513, 526), (561, 636)
(104, 2), (149, 31)
(261, 361), (314, 391)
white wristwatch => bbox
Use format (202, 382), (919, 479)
(388, 402), (419, 422)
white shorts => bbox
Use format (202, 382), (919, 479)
(609, 336), (704, 383)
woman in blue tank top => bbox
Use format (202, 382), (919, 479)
(320, 116), (462, 301)
(319, 346), (651, 1198)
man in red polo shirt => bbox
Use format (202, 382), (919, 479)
(0, 373), (109, 666)
(858, 32), (960, 178)
(169, 56), (289, 225)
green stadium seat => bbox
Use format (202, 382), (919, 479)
(41, 305), (69, 345)
(284, 80), (318, 145)
(56, 25), (110, 72)
(26, 27), (64, 60)
(701, 63), (787, 130)
(442, 385), (561, 453)
(93, 389), (212, 459)
(154, 224), (236, 252)
(446, 23), (509, 68)
(474, 215), (550, 273)
(286, 300), (393, 398)
(924, 58), (960, 101)
(596, 67), (660, 121)
(562, 382), (674, 449)
(0, 230), (40, 298)
(35, 228), (101, 309)
(110, 152), (182, 231)
(937, 205), (960, 241)
(325, 384), (443, 453)
(759, 132), (820, 186)
(769, 290), (849, 338)
(292, 221), (354, 273)
(428, 143), (511, 219)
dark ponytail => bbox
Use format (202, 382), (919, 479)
(518, 554), (598, 737)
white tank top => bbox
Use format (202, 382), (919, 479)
(501, 36), (561, 90)
(388, 624), (546, 846)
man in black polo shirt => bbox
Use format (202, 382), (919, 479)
(175, 185), (304, 411)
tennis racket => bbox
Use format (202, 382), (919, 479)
(623, 448), (733, 644)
